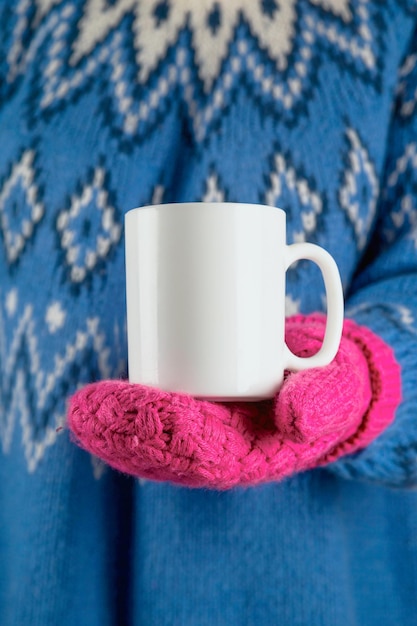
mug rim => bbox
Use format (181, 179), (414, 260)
(126, 202), (285, 216)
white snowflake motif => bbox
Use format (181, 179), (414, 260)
(72, 0), (352, 90)
(15, 0), (376, 142)
(45, 301), (66, 333)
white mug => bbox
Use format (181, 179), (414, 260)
(125, 202), (344, 401)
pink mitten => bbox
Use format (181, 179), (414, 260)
(68, 315), (401, 489)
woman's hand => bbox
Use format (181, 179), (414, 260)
(67, 315), (401, 489)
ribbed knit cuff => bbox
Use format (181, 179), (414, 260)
(317, 317), (402, 465)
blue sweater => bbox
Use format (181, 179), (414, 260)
(1, 1), (417, 624)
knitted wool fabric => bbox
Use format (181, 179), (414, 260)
(3, 2), (417, 625)
(68, 315), (401, 489)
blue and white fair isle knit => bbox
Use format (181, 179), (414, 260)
(1, 1), (417, 625)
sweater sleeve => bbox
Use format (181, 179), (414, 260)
(328, 30), (417, 488)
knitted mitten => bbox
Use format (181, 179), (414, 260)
(68, 315), (401, 489)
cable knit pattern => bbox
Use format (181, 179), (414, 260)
(68, 315), (401, 489)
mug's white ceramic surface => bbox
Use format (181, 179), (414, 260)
(125, 202), (344, 401)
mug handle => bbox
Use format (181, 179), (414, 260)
(283, 243), (344, 371)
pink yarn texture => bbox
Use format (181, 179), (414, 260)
(68, 315), (402, 489)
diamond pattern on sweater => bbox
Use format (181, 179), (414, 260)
(339, 128), (379, 250)
(396, 50), (417, 118)
(56, 166), (122, 284)
(383, 142), (417, 248)
(0, 149), (44, 265)
(264, 149), (323, 243)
